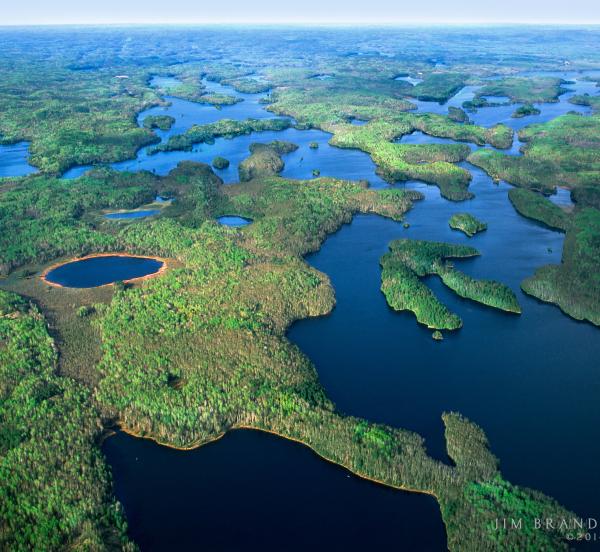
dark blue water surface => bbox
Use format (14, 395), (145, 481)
(217, 215), (252, 227)
(98, 70), (600, 551)
(102, 429), (446, 552)
(45, 255), (163, 287)
(105, 210), (160, 219)
(288, 169), (600, 526)
(0, 141), (38, 177)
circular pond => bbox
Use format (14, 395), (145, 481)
(43, 255), (164, 288)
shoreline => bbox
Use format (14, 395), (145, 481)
(113, 422), (440, 501)
(39, 252), (169, 289)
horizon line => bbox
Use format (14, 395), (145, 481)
(2, 21), (600, 28)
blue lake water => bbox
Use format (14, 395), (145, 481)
(217, 215), (252, 227)
(149, 75), (183, 89)
(288, 166), (600, 527)
(95, 70), (600, 550)
(44, 255), (163, 287)
(154, 195), (172, 203)
(0, 142), (38, 177)
(548, 187), (574, 207)
(103, 429), (446, 551)
(105, 210), (160, 219)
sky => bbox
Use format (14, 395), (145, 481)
(2, 0), (600, 25)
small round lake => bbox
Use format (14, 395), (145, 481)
(105, 210), (160, 220)
(217, 215), (252, 227)
(44, 255), (164, 288)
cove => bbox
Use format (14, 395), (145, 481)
(102, 429), (446, 552)
(43, 255), (164, 288)
(0, 141), (38, 177)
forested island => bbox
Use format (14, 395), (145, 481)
(1, 25), (599, 552)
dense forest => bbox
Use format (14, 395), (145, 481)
(380, 239), (521, 331)
(1, 25), (599, 552)
(449, 213), (488, 237)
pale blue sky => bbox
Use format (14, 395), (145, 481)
(2, 0), (600, 25)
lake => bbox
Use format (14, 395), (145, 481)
(73, 70), (600, 550)
(44, 255), (164, 288)
(217, 215), (253, 227)
(0, 141), (38, 177)
(103, 429), (446, 552)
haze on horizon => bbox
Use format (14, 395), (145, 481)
(2, 0), (600, 26)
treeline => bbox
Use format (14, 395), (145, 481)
(149, 117), (292, 154)
(0, 290), (133, 551)
(508, 188), (571, 231)
(407, 72), (468, 103)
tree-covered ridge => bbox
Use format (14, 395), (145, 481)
(380, 239), (521, 330)
(521, 208), (600, 326)
(0, 290), (132, 551)
(142, 115), (175, 130)
(238, 141), (299, 182)
(508, 188), (571, 232)
(406, 72), (469, 102)
(449, 213), (488, 237)
(474, 76), (567, 104)
(149, 117), (292, 153)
